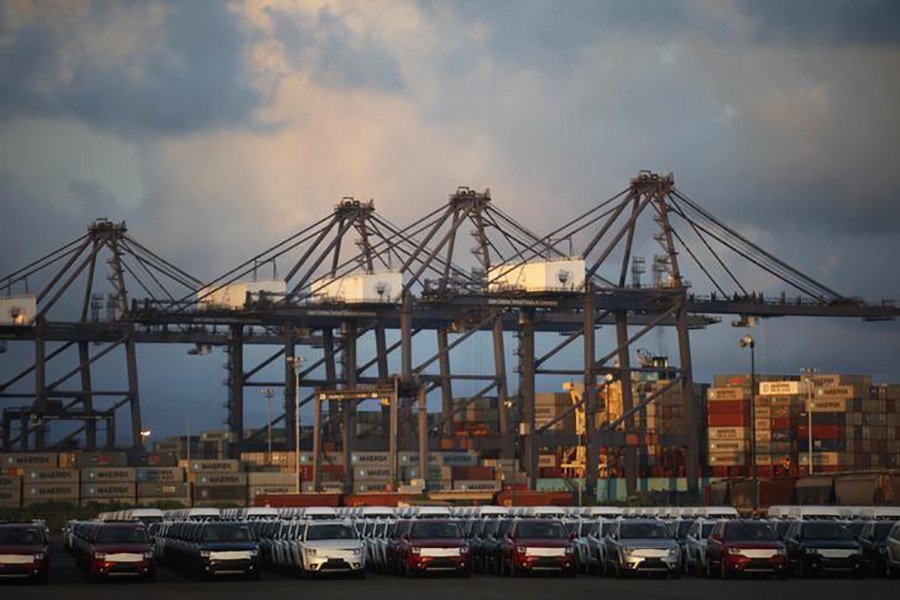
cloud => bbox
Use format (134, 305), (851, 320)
(737, 0), (900, 46)
(0, 0), (262, 138)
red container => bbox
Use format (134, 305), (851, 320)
(495, 490), (573, 507)
(797, 425), (841, 440)
(771, 418), (791, 429)
(708, 414), (746, 427)
(451, 465), (494, 480)
(253, 493), (342, 507)
(343, 493), (419, 507)
(707, 400), (747, 415)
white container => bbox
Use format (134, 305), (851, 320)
(487, 259), (585, 293)
(310, 272), (403, 304)
(0, 296), (37, 325)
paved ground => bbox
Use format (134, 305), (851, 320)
(1, 550), (895, 600)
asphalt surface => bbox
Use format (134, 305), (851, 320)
(1, 540), (895, 600)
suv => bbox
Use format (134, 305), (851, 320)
(604, 518), (680, 578)
(73, 522), (155, 581)
(859, 520), (896, 577)
(0, 522), (50, 583)
(706, 520), (786, 579)
(784, 520), (863, 578)
(296, 520), (365, 577)
(394, 519), (470, 578)
(683, 518), (717, 576)
(500, 519), (577, 578)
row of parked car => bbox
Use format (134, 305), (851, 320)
(11, 503), (898, 584)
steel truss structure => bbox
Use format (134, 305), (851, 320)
(1, 174), (896, 499)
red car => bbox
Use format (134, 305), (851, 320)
(394, 519), (470, 577)
(74, 522), (155, 581)
(706, 519), (788, 579)
(500, 519), (577, 577)
(0, 522), (50, 583)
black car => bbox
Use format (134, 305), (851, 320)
(158, 521), (260, 579)
(0, 522), (50, 583)
(784, 520), (864, 578)
(858, 520), (897, 577)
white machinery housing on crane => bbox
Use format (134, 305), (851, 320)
(487, 259), (585, 293)
(309, 272), (403, 304)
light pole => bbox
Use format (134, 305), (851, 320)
(262, 387), (275, 462)
(800, 368), (818, 475)
(600, 373), (615, 504)
(139, 428), (152, 450)
(287, 356), (306, 494)
(738, 335), (757, 511)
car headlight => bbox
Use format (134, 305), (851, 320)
(459, 545), (469, 555)
(94, 552), (106, 560)
(33, 552), (46, 561)
(775, 548), (786, 556)
(804, 548), (819, 555)
(516, 545), (528, 554)
(565, 546), (575, 555)
(726, 547), (743, 555)
(668, 547), (679, 556)
(250, 548), (259, 557)
(622, 546), (635, 555)
(143, 552), (154, 560)
(410, 547), (421, 555)
(305, 548), (317, 555)
(199, 550), (211, 558)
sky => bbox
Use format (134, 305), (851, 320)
(1, 0), (899, 441)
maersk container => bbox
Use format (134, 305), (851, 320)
(487, 259), (585, 293)
(309, 271), (403, 304)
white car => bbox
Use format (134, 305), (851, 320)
(887, 521), (900, 577)
(297, 520), (365, 577)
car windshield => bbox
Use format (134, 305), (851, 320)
(564, 522), (580, 536)
(725, 522), (777, 541)
(306, 524), (358, 541)
(516, 521), (566, 540)
(0, 528), (45, 545)
(619, 522), (670, 539)
(872, 523), (894, 541)
(96, 527), (149, 544)
(602, 522), (616, 536)
(701, 523), (716, 538)
(802, 522), (850, 541)
(202, 524), (252, 543)
(409, 522), (461, 540)
(676, 521), (692, 539)
(845, 522), (864, 538)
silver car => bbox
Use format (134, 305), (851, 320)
(683, 518), (718, 576)
(887, 521), (900, 576)
(604, 519), (681, 578)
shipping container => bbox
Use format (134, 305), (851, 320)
(187, 460), (241, 472)
(355, 467), (391, 480)
(193, 472), (247, 486)
(25, 468), (78, 483)
(81, 467), (136, 482)
(0, 474), (21, 489)
(708, 414), (746, 427)
(81, 483), (136, 499)
(708, 388), (747, 401)
(248, 485), (296, 498)
(352, 482), (392, 494)
(23, 482), (79, 499)
(0, 488), (21, 507)
(452, 480), (502, 492)
(198, 279), (286, 310)
(136, 467), (184, 482)
(707, 427), (748, 440)
(707, 453), (747, 466)
(0, 453), (58, 468)
(137, 482), (189, 498)
(450, 465), (495, 480)
(75, 452), (128, 468)
(708, 440), (747, 452)
(193, 485), (248, 502)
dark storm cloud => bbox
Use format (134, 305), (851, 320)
(737, 0), (900, 46)
(422, 0), (691, 70)
(268, 5), (406, 92)
(0, 0), (260, 138)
